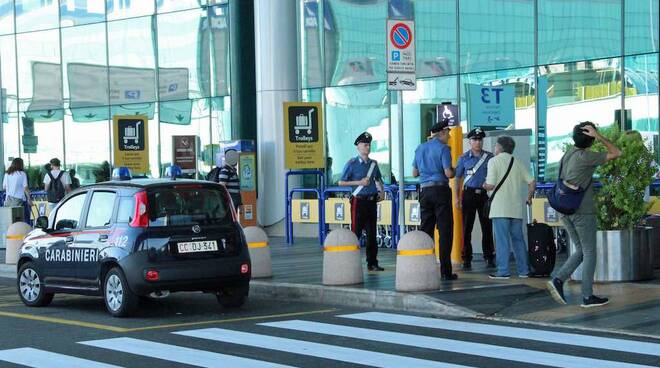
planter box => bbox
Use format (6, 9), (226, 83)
(571, 228), (654, 282)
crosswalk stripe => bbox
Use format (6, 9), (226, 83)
(79, 337), (294, 368)
(0, 347), (122, 368)
(175, 328), (475, 368)
(260, 320), (657, 368)
(339, 312), (660, 357)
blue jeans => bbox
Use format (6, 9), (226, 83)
(492, 218), (530, 276)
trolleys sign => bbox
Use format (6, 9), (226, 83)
(283, 102), (325, 169)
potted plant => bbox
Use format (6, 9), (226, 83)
(572, 126), (656, 281)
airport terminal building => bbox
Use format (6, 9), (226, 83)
(0, 0), (658, 227)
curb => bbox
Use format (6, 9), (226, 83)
(249, 280), (478, 319)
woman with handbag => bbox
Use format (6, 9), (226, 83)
(483, 136), (536, 279)
(547, 122), (621, 308)
(2, 158), (32, 222)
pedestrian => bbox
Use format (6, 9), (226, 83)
(43, 158), (71, 211)
(483, 136), (536, 279)
(69, 169), (80, 190)
(412, 118), (457, 280)
(547, 122), (621, 308)
(208, 149), (242, 213)
(2, 158), (32, 222)
(339, 132), (386, 271)
(454, 127), (495, 270)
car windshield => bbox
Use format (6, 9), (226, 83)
(147, 187), (231, 227)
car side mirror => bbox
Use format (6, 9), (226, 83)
(35, 216), (49, 231)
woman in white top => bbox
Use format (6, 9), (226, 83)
(3, 158), (31, 210)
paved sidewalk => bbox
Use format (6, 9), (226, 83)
(2, 237), (659, 339)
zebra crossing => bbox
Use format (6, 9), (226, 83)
(0, 312), (658, 368)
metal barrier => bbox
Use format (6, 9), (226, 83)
(285, 170), (325, 245)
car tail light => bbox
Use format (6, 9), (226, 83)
(240, 263), (249, 274)
(145, 269), (159, 281)
(130, 191), (149, 228)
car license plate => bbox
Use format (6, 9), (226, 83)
(177, 240), (218, 253)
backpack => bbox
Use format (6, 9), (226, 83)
(47, 171), (66, 203)
(206, 167), (221, 183)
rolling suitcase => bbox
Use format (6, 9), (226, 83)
(527, 205), (556, 277)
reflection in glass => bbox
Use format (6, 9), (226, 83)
(107, 0), (154, 21)
(60, 0), (105, 27)
(15, 0), (59, 33)
(538, 0), (621, 65)
(1, 35), (17, 113)
(460, 0), (534, 73)
(540, 58), (622, 179)
(157, 0), (203, 13)
(208, 4), (230, 96)
(325, 0), (386, 86)
(625, 0), (659, 55)
(210, 96), (231, 168)
(326, 83), (389, 185)
(415, 0), (456, 78)
(0, 0), (15, 35)
(299, 0), (329, 88)
(624, 54), (659, 162)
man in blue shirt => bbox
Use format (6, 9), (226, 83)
(454, 128), (495, 270)
(339, 132), (386, 271)
(412, 119), (456, 280)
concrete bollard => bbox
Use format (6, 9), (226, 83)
(5, 222), (31, 265)
(322, 228), (363, 286)
(396, 230), (440, 292)
(243, 226), (272, 278)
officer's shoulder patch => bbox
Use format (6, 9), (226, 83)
(348, 158), (358, 164)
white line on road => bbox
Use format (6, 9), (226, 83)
(0, 347), (123, 368)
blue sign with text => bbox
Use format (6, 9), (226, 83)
(467, 84), (515, 128)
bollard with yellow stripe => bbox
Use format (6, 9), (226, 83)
(395, 230), (440, 291)
(243, 226), (272, 278)
(5, 222), (31, 265)
(322, 229), (363, 286)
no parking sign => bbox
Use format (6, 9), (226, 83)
(386, 20), (415, 74)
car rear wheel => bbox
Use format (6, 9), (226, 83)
(216, 288), (246, 308)
(17, 262), (53, 307)
(104, 267), (137, 317)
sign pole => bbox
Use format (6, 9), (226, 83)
(397, 90), (405, 238)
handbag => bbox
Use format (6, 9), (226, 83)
(484, 157), (514, 217)
(547, 150), (592, 215)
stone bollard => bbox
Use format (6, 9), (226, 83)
(5, 222), (31, 265)
(396, 230), (440, 292)
(322, 228), (363, 285)
(243, 226), (272, 278)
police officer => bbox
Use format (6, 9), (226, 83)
(339, 132), (386, 271)
(412, 118), (456, 280)
(454, 128), (495, 270)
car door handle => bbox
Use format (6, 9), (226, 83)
(65, 236), (74, 243)
(99, 234), (109, 242)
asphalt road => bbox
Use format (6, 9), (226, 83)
(0, 278), (658, 368)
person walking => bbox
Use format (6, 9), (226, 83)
(454, 128), (495, 270)
(69, 169), (81, 190)
(547, 122), (621, 308)
(412, 118), (457, 280)
(43, 158), (71, 211)
(483, 136), (535, 279)
(339, 132), (386, 271)
(2, 158), (32, 223)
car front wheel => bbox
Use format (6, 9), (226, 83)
(104, 267), (137, 317)
(17, 262), (54, 307)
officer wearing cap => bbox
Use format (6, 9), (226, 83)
(339, 132), (386, 271)
(412, 118), (457, 280)
(455, 128), (495, 270)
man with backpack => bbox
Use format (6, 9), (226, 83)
(43, 158), (72, 211)
(546, 122), (621, 308)
(207, 149), (242, 212)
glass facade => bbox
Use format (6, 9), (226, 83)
(300, 0), (659, 184)
(0, 0), (232, 185)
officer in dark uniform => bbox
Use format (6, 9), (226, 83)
(412, 119), (456, 280)
(339, 132), (386, 271)
(454, 128), (495, 270)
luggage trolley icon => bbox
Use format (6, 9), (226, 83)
(294, 108), (314, 135)
(123, 121), (141, 145)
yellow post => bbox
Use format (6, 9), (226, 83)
(448, 125), (464, 264)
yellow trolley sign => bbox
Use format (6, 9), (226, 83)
(113, 115), (149, 174)
(283, 102), (325, 169)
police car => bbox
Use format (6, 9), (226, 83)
(16, 179), (251, 317)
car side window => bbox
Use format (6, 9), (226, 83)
(86, 191), (117, 228)
(116, 197), (135, 223)
(53, 193), (87, 231)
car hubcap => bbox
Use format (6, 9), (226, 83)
(19, 268), (41, 302)
(105, 275), (123, 311)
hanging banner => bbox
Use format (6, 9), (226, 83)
(68, 63), (110, 122)
(113, 115), (149, 173)
(172, 135), (197, 174)
(158, 68), (189, 101)
(466, 84), (515, 128)
(26, 62), (64, 122)
(283, 102), (325, 169)
(160, 99), (192, 125)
